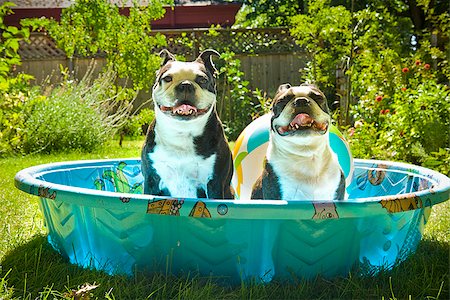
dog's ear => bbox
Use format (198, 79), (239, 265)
(274, 83), (291, 99)
(159, 49), (176, 66)
(277, 83), (291, 94)
(196, 49), (220, 76)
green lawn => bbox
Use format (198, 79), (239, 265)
(0, 139), (448, 299)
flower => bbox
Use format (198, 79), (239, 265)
(402, 67), (409, 73)
(348, 127), (355, 137)
(375, 95), (383, 102)
(415, 60), (421, 66)
(401, 87), (407, 92)
(424, 63), (431, 70)
(385, 109), (390, 114)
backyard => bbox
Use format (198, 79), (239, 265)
(0, 140), (448, 299)
(1, 0), (449, 299)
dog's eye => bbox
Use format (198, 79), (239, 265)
(162, 75), (172, 83)
(196, 76), (208, 85)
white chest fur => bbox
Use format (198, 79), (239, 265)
(274, 162), (342, 200)
(268, 133), (343, 201)
(148, 145), (216, 198)
(148, 112), (216, 198)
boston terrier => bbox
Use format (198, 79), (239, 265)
(141, 49), (234, 199)
(251, 83), (345, 200)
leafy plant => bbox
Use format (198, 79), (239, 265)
(347, 59), (449, 167)
(0, 2), (30, 82)
(291, 0), (352, 106)
(422, 148), (450, 176)
(217, 51), (259, 141)
(122, 108), (155, 138)
(290, 0), (352, 94)
(24, 0), (171, 91)
(23, 67), (134, 154)
(234, 0), (302, 28)
(0, 2), (38, 156)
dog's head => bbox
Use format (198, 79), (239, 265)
(152, 49), (219, 121)
(271, 83), (330, 139)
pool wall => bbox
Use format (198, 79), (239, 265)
(15, 159), (450, 283)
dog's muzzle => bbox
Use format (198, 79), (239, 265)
(159, 103), (210, 119)
(276, 113), (328, 136)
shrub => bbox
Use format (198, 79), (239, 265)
(0, 2), (38, 156)
(122, 108), (155, 137)
(217, 52), (259, 141)
(23, 68), (133, 154)
(347, 60), (450, 168)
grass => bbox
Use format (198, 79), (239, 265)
(0, 138), (448, 299)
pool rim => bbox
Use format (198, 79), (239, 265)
(14, 158), (450, 219)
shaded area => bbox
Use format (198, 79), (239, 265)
(0, 235), (448, 299)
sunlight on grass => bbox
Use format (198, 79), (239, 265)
(0, 137), (448, 299)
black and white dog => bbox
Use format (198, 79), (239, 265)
(141, 49), (234, 199)
(251, 83), (345, 200)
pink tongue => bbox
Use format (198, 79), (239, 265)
(291, 113), (313, 127)
(174, 104), (197, 114)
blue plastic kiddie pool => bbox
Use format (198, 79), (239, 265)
(14, 116), (450, 283)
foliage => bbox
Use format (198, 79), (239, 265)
(234, 0), (303, 28)
(122, 108), (155, 137)
(0, 81), (42, 156)
(415, 0), (450, 82)
(22, 68), (134, 154)
(217, 51), (259, 141)
(347, 60), (450, 172)
(0, 2), (30, 82)
(422, 148), (450, 176)
(23, 0), (171, 91)
(0, 2), (38, 156)
(290, 0), (352, 97)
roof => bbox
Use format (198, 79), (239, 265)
(4, 1), (241, 29)
(8, 0), (239, 8)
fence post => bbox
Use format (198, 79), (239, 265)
(192, 31), (198, 58)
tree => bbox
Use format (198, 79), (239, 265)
(24, 0), (172, 91)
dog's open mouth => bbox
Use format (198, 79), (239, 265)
(160, 104), (209, 118)
(276, 113), (328, 136)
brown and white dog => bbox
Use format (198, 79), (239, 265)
(251, 83), (345, 200)
(141, 49), (233, 199)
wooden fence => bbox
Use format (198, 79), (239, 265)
(16, 28), (308, 106)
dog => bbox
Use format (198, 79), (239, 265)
(251, 83), (345, 200)
(141, 49), (234, 199)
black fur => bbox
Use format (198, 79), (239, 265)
(334, 171), (346, 199)
(251, 161), (282, 200)
(141, 111), (234, 199)
(141, 49), (232, 199)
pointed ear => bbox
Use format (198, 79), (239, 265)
(196, 49), (220, 75)
(277, 83), (291, 94)
(159, 49), (176, 66)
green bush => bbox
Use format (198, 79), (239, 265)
(347, 60), (450, 170)
(0, 2), (38, 156)
(217, 52), (257, 141)
(23, 69), (133, 154)
(122, 108), (155, 137)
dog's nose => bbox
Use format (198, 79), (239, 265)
(293, 98), (310, 107)
(176, 81), (195, 93)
